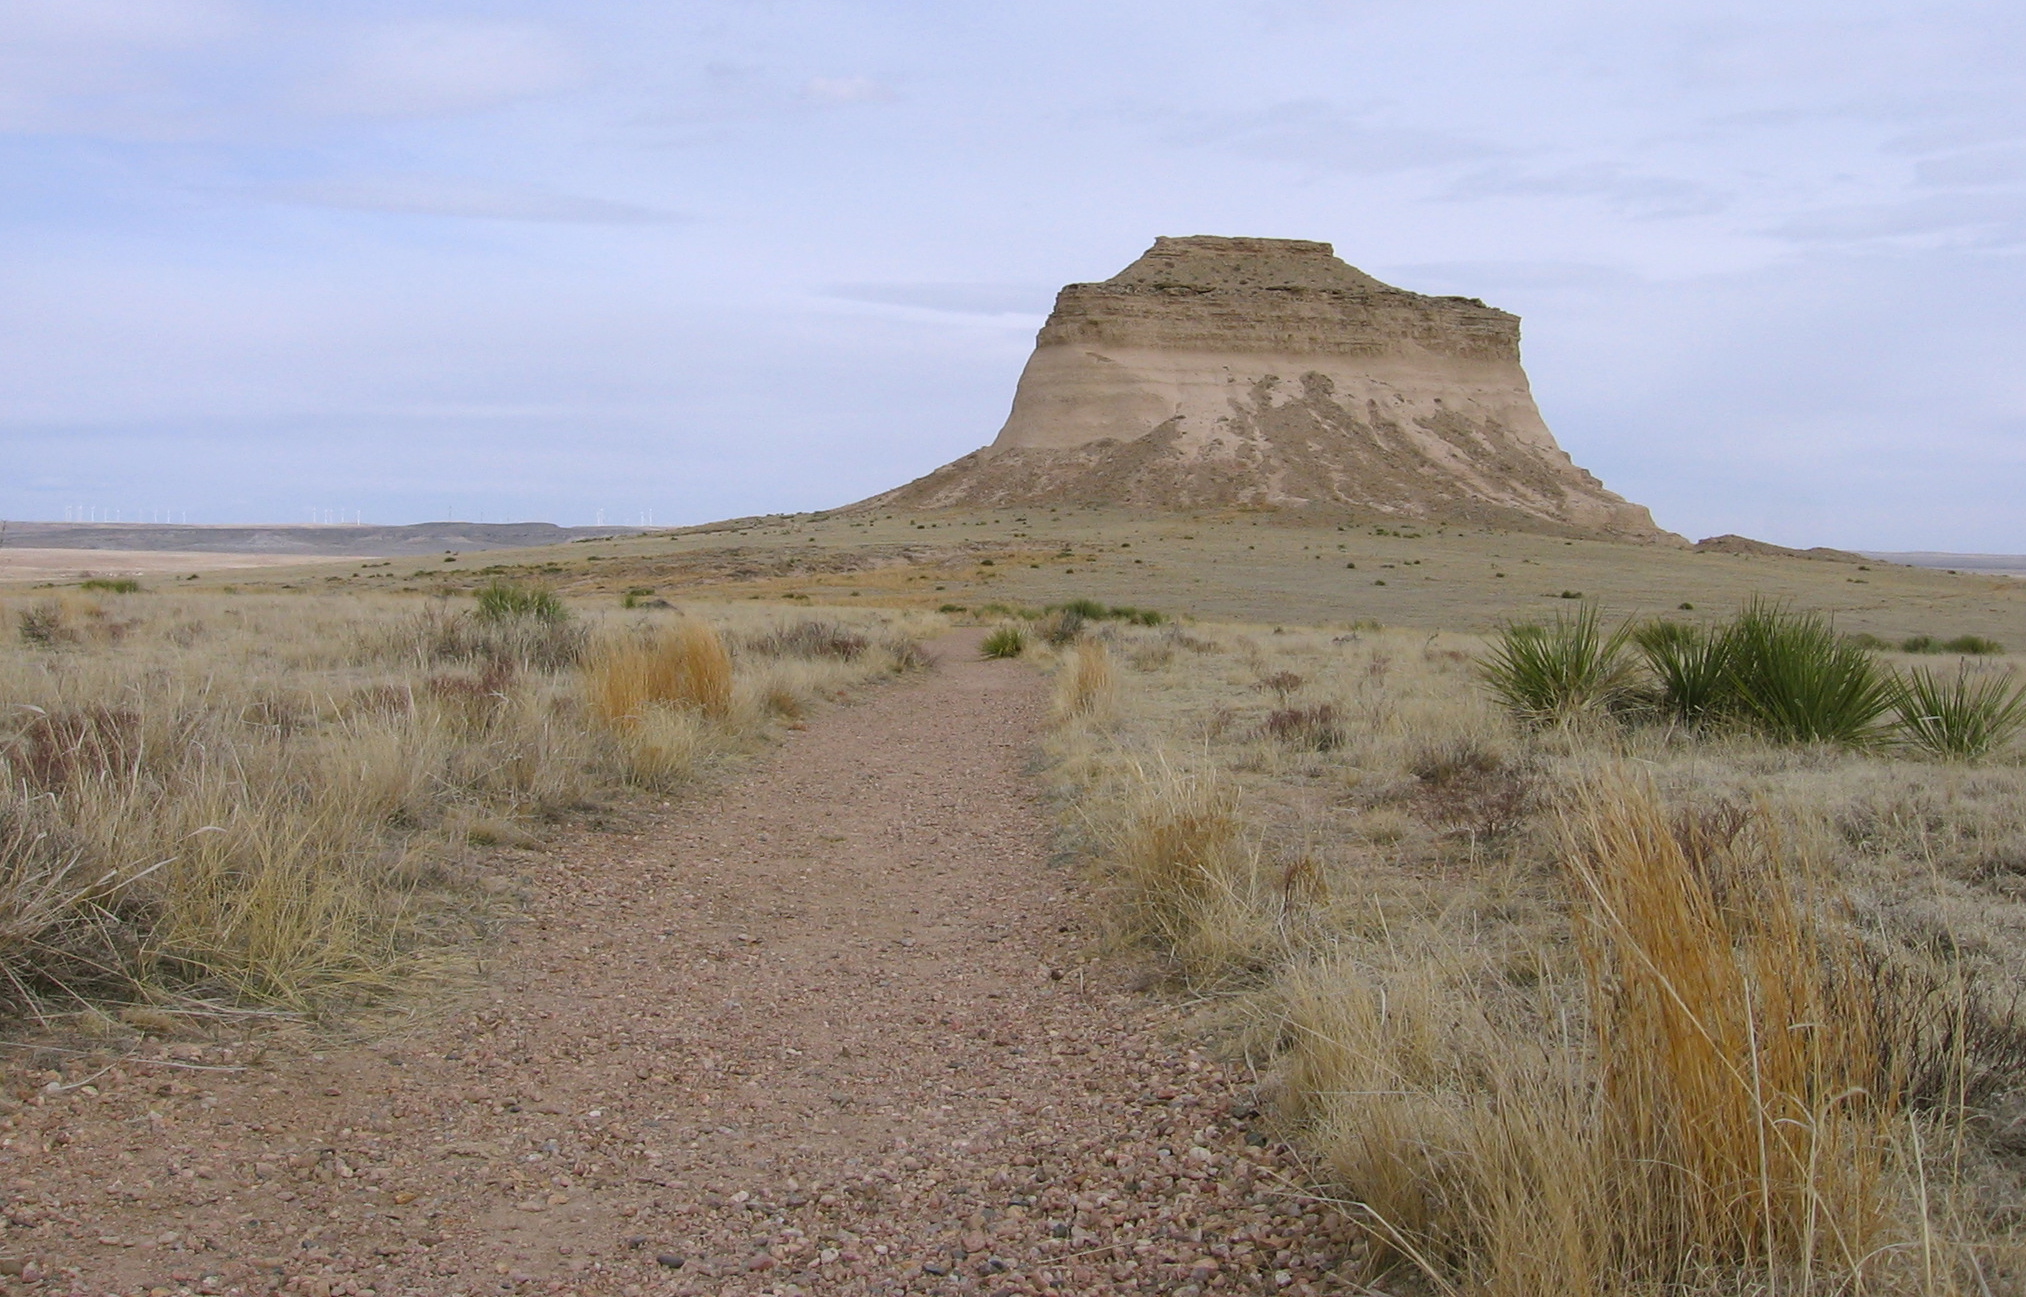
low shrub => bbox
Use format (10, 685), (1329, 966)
(746, 620), (869, 661)
(1043, 600), (1164, 627)
(1037, 608), (1085, 647)
(981, 626), (1026, 659)
(1891, 663), (2026, 761)
(1261, 703), (1343, 751)
(1897, 634), (2001, 655)
(17, 600), (73, 646)
(408, 602), (586, 672)
(79, 577), (141, 594)
(1260, 670), (1304, 700)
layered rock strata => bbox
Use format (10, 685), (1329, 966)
(864, 236), (1667, 539)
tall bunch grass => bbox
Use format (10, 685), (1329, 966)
(1054, 640), (1118, 721)
(1480, 605), (1638, 725)
(1090, 760), (1301, 979)
(586, 620), (734, 724)
(1285, 776), (1914, 1294)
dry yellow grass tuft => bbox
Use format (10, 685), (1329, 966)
(1053, 639), (1118, 722)
(587, 619), (735, 724)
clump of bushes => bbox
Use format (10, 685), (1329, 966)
(981, 626), (1026, 659)
(1262, 703), (1343, 751)
(410, 593), (586, 672)
(17, 600), (73, 645)
(79, 577), (141, 594)
(1047, 599), (1165, 626)
(745, 619), (869, 661)
(1902, 633), (2004, 655)
(1483, 599), (2025, 758)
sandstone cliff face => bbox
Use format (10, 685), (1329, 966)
(863, 236), (1668, 540)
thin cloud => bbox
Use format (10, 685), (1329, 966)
(1773, 192), (2026, 246)
(265, 176), (683, 225)
(802, 76), (896, 106)
(0, 0), (242, 46)
(1159, 99), (1497, 174)
(1439, 162), (1731, 219)
(1915, 145), (2026, 188)
(297, 20), (586, 119)
(823, 283), (1051, 316)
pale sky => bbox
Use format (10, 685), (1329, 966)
(3, 0), (2023, 549)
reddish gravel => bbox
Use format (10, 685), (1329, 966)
(0, 631), (1367, 1297)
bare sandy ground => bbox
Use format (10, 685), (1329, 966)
(0, 633), (1358, 1297)
(0, 549), (367, 583)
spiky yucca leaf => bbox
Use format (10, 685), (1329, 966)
(1893, 664), (2026, 761)
(1480, 606), (1638, 725)
(1724, 599), (1895, 745)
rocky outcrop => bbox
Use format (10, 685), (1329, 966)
(861, 236), (1670, 540)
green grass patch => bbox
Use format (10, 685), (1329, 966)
(475, 582), (568, 623)
(981, 626), (1026, 659)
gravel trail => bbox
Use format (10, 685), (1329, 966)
(0, 632), (1364, 1297)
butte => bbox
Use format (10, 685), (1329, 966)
(860, 235), (1669, 541)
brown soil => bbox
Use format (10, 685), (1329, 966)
(0, 633), (1362, 1297)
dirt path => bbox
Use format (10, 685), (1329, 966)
(0, 633), (1362, 1297)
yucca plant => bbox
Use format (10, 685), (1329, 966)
(1480, 605), (1638, 725)
(1892, 664), (2026, 761)
(475, 582), (567, 624)
(1724, 599), (1894, 745)
(980, 626), (1026, 659)
(1634, 619), (1735, 726)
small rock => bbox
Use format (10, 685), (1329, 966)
(655, 1253), (685, 1269)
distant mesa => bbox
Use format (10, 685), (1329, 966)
(860, 235), (1671, 540)
(1693, 534), (1867, 563)
(2, 521), (649, 557)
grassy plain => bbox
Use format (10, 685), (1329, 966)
(8, 509), (2026, 1292)
(123, 506), (2023, 649)
(1031, 596), (2026, 1293)
(0, 588), (933, 1021)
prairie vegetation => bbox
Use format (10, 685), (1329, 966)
(0, 589), (930, 1020)
(1047, 611), (2026, 1294)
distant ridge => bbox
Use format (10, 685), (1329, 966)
(1694, 534), (1866, 562)
(0, 521), (649, 557)
(859, 235), (1672, 541)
